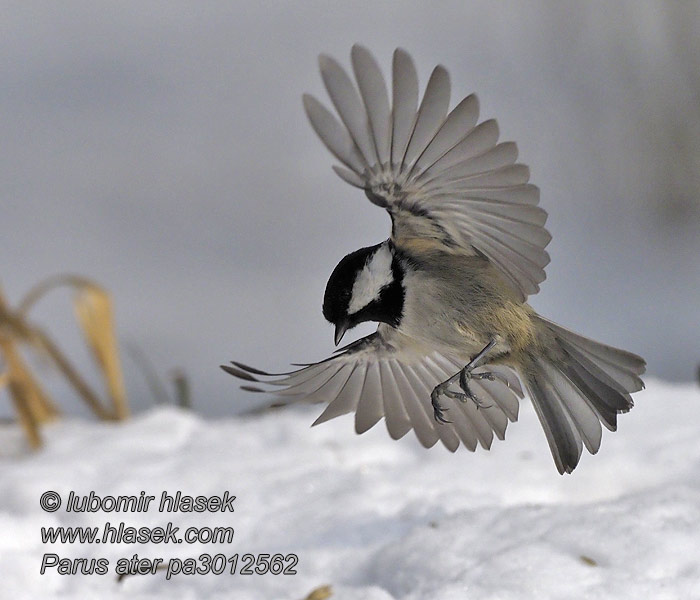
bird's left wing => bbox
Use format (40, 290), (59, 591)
(303, 45), (551, 301)
(222, 326), (524, 453)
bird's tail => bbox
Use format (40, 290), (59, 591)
(523, 316), (645, 474)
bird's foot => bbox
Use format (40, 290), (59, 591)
(431, 339), (498, 423)
(430, 383), (452, 424)
(431, 379), (492, 423)
(458, 367), (493, 410)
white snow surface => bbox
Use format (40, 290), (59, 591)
(1, 378), (700, 599)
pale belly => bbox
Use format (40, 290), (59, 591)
(396, 269), (514, 362)
(393, 239), (549, 365)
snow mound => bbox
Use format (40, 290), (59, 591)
(1, 378), (699, 599)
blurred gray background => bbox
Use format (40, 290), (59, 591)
(2, 1), (698, 417)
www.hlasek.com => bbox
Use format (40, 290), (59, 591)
(39, 490), (298, 580)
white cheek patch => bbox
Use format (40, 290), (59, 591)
(348, 244), (394, 315)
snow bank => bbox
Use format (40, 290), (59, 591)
(1, 378), (699, 599)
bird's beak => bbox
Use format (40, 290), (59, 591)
(334, 321), (349, 346)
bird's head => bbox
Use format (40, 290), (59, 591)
(323, 241), (405, 345)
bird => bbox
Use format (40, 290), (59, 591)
(222, 45), (645, 474)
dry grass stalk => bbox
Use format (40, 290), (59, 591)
(303, 585), (333, 600)
(0, 275), (129, 446)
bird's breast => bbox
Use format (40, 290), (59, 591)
(396, 256), (533, 361)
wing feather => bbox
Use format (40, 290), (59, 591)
(269, 362), (336, 390)
(402, 65), (451, 170)
(450, 209), (551, 248)
(224, 329), (525, 454)
(420, 141), (519, 185)
(302, 94), (365, 174)
(387, 360), (440, 448)
(312, 364), (366, 425)
(275, 365), (339, 397)
(391, 48), (419, 169)
(412, 94), (479, 173)
(464, 220), (550, 271)
(306, 365), (355, 404)
(332, 165), (366, 188)
(444, 401), (479, 451)
(476, 376), (520, 421)
(319, 54), (376, 168)
(410, 361), (460, 452)
(470, 380), (509, 440)
(455, 397), (495, 450)
(440, 198), (547, 226)
(352, 45), (392, 167)
(489, 365), (525, 398)
(420, 119), (500, 179)
(305, 47), (551, 300)
(379, 360), (413, 440)
(435, 163), (531, 189)
(354, 361), (384, 434)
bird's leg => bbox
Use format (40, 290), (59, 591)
(458, 338), (498, 409)
(431, 339), (498, 423)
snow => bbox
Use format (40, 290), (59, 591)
(1, 378), (700, 599)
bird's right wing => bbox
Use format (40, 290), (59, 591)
(222, 326), (524, 453)
(303, 45), (551, 301)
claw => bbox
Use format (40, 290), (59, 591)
(431, 386), (452, 424)
(434, 408), (451, 424)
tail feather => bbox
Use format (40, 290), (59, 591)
(537, 317), (645, 390)
(525, 317), (646, 474)
(561, 360), (631, 428)
(527, 369), (583, 474)
(539, 360), (603, 456)
(538, 317), (646, 374)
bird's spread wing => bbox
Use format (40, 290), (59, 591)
(222, 326), (524, 453)
(303, 45), (551, 301)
